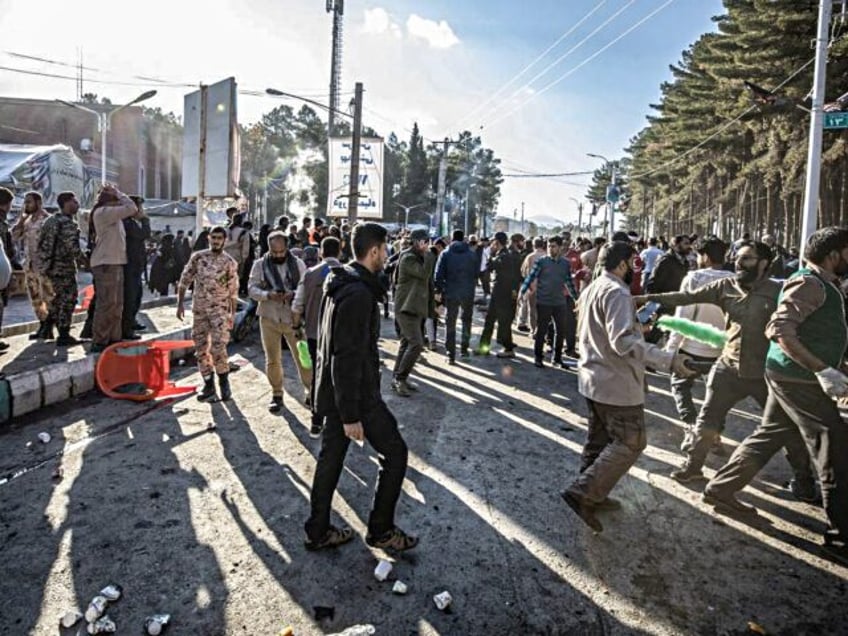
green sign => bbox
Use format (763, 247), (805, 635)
(824, 111), (848, 130)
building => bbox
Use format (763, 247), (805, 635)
(0, 96), (182, 200)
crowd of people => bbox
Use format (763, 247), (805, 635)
(0, 183), (845, 564)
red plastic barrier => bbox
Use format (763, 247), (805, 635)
(95, 340), (196, 402)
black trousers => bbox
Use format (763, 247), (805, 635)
(479, 294), (516, 351)
(305, 401), (408, 541)
(444, 296), (474, 358)
(534, 301), (575, 361)
(307, 338), (322, 430)
(122, 265), (143, 336)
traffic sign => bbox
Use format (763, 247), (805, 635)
(824, 111), (848, 130)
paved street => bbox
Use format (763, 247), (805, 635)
(1, 313), (846, 635)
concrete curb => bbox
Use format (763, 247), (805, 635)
(1, 324), (194, 422)
(0, 296), (176, 338)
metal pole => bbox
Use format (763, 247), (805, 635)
(521, 201), (525, 234)
(347, 81), (363, 222)
(196, 84), (208, 238)
(99, 113), (107, 184)
(578, 203), (583, 234)
(464, 187), (470, 235)
(436, 141), (447, 235)
(609, 163), (617, 235)
(800, 0), (832, 263)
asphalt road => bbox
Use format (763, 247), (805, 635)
(1, 317), (846, 635)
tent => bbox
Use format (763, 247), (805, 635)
(0, 144), (94, 208)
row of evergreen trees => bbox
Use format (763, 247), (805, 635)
(609, 0), (848, 246)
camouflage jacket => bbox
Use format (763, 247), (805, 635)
(37, 213), (82, 277)
(178, 250), (238, 311)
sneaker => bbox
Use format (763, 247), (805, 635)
(670, 464), (706, 483)
(560, 491), (603, 532)
(366, 526), (419, 551)
(304, 525), (355, 551)
(534, 358), (544, 368)
(517, 324), (530, 333)
(405, 379), (419, 392)
(309, 422), (323, 438)
(268, 396), (283, 413)
(787, 478), (820, 503)
(460, 348), (470, 358)
(472, 347), (489, 356)
(0, 341), (8, 351)
(391, 379), (411, 397)
(496, 349), (516, 359)
(447, 356), (456, 366)
(133, 322), (147, 331)
(702, 490), (758, 516)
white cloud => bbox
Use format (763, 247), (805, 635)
(406, 14), (460, 49)
(362, 7), (402, 39)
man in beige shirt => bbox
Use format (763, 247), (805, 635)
(89, 184), (139, 353)
(563, 241), (693, 533)
(12, 191), (54, 340)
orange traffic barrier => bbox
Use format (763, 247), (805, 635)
(75, 284), (95, 312)
(95, 340), (196, 402)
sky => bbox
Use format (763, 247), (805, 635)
(0, 0), (725, 227)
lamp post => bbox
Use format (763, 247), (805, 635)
(57, 90), (157, 184)
(568, 196), (584, 234)
(395, 202), (427, 228)
(587, 152), (616, 237)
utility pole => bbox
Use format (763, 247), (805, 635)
(800, 0), (832, 263)
(347, 81), (363, 222)
(326, 0), (344, 137)
(520, 201), (525, 234)
(196, 84), (208, 237)
(435, 137), (461, 235)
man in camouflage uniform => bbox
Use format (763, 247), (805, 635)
(37, 192), (86, 347)
(12, 191), (54, 339)
(177, 226), (239, 402)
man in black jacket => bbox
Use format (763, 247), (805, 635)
(121, 196), (151, 338)
(304, 222), (419, 553)
(646, 234), (691, 294)
(476, 232), (523, 358)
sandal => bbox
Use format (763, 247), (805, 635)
(366, 526), (419, 552)
(304, 525), (354, 551)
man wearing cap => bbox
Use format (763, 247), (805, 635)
(476, 232), (523, 358)
(391, 228), (431, 396)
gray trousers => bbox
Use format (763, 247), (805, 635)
(393, 311), (425, 381)
(568, 399), (646, 504)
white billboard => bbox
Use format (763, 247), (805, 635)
(182, 77), (240, 198)
(327, 137), (383, 219)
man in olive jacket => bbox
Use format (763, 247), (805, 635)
(391, 228), (431, 397)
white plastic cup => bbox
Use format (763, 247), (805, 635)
(433, 591), (452, 611)
(38, 432), (51, 444)
(391, 580), (408, 595)
(373, 559), (393, 581)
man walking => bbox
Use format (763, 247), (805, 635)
(562, 241), (694, 532)
(293, 236), (341, 434)
(516, 237), (547, 333)
(703, 228), (848, 551)
(305, 222), (418, 553)
(248, 231), (310, 412)
(12, 191), (53, 340)
(37, 192), (86, 347)
(89, 185), (139, 353)
(645, 235), (691, 294)
(177, 226), (239, 401)
(476, 232), (523, 358)
(434, 229), (478, 364)
(519, 235), (580, 367)
(391, 228), (431, 397)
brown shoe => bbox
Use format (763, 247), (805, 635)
(304, 525), (354, 551)
(366, 526), (419, 551)
(561, 491), (603, 532)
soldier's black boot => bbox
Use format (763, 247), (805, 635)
(218, 372), (232, 401)
(42, 321), (55, 341)
(197, 375), (217, 402)
(56, 328), (84, 347)
(28, 321), (46, 340)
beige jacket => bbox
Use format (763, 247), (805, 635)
(90, 195), (137, 267)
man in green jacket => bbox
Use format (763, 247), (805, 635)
(392, 229), (431, 397)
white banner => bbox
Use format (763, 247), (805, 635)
(327, 137), (383, 219)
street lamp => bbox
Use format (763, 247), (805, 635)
(395, 202), (427, 228)
(57, 90), (157, 184)
(265, 87), (354, 120)
(587, 152), (617, 237)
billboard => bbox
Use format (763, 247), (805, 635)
(327, 137), (383, 219)
(182, 77), (240, 198)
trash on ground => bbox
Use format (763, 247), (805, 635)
(328, 625), (376, 636)
(374, 559), (392, 581)
(144, 613), (171, 635)
(87, 615), (117, 634)
(433, 590), (453, 611)
(99, 584), (122, 601)
(52, 466), (64, 481)
(391, 580), (408, 595)
(748, 621), (767, 635)
(313, 606), (335, 621)
(276, 626), (294, 636)
(84, 596), (108, 623)
(38, 431), (51, 444)
(60, 610), (83, 628)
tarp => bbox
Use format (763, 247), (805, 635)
(0, 144), (94, 207)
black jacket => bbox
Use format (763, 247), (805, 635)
(646, 250), (688, 294)
(123, 217), (151, 272)
(313, 262), (384, 422)
(488, 246), (523, 301)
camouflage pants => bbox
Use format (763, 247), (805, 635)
(193, 309), (231, 377)
(47, 273), (78, 330)
(26, 270), (54, 322)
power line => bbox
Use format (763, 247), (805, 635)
(450, 1), (608, 132)
(502, 170), (594, 177)
(481, 0), (676, 131)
